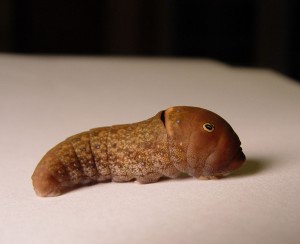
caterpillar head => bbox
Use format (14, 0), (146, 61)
(164, 106), (246, 179)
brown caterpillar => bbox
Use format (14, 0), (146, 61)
(32, 106), (246, 197)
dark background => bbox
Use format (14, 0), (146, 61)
(1, 0), (299, 81)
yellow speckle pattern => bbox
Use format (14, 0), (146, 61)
(32, 110), (181, 195)
(107, 112), (180, 183)
(32, 106), (246, 197)
(67, 132), (98, 181)
(166, 108), (190, 173)
(89, 127), (111, 181)
(51, 141), (85, 184)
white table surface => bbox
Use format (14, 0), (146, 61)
(0, 54), (299, 244)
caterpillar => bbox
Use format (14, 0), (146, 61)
(32, 106), (246, 197)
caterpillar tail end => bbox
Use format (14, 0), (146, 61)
(31, 166), (62, 197)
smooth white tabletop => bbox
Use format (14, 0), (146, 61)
(0, 54), (299, 244)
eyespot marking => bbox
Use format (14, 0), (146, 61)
(203, 123), (214, 132)
(32, 106), (245, 197)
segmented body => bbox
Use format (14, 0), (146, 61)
(32, 106), (246, 197)
(32, 111), (180, 196)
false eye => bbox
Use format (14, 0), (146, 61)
(203, 123), (214, 132)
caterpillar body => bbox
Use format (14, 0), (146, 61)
(32, 106), (246, 197)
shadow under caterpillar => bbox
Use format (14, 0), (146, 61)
(32, 106), (246, 197)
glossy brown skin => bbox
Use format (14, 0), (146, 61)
(165, 107), (245, 179)
(32, 106), (245, 197)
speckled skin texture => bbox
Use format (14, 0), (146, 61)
(32, 106), (246, 197)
